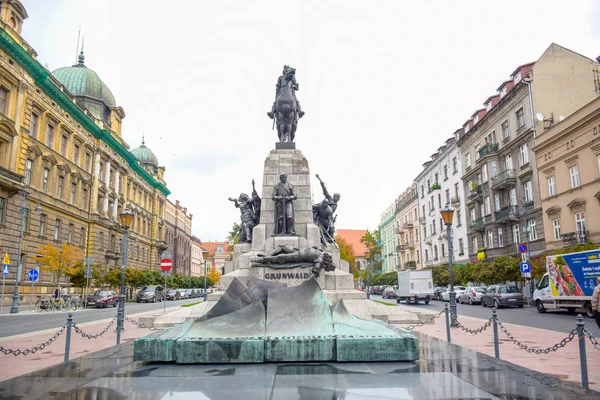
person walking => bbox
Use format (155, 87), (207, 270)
(54, 285), (60, 299)
(592, 277), (600, 329)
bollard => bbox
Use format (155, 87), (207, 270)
(576, 314), (588, 389)
(492, 308), (500, 359)
(444, 304), (451, 343)
(116, 309), (123, 345)
(64, 313), (73, 363)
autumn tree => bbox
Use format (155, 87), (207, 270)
(335, 235), (358, 277)
(65, 263), (104, 289)
(207, 266), (221, 285)
(226, 222), (241, 252)
(360, 229), (381, 270)
(36, 243), (84, 280)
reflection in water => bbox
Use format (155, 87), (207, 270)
(204, 368), (236, 376)
(59, 386), (128, 400)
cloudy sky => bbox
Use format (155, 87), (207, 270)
(21, 0), (599, 240)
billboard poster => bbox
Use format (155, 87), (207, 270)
(547, 250), (600, 297)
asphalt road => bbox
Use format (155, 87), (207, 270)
(371, 295), (600, 337)
(0, 298), (201, 338)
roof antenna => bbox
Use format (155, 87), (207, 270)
(77, 34), (85, 65)
(75, 26), (81, 64)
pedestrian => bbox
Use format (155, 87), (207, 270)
(592, 277), (600, 329)
(61, 287), (68, 299)
(54, 285), (60, 299)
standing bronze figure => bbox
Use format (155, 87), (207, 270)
(267, 65), (304, 142)
(229, 183), (261, 243)
(272, 174), (296, 235)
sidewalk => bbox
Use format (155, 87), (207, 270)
(409, 314), (600, 392)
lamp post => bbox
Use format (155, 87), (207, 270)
(10, 188), (41, 314)
(203, 259), (207, 302)
(522, 195), (533, 300)
(441, 205), (457, 327)
(116, 208), (133, 345)
(364, 249), (371, 299)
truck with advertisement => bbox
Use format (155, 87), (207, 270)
(396, 269), (433, 304)
(533, 248), (600, 318)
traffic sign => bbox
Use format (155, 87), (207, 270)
(2, 252), (9, 265)
(160, 258), (173, 271)
(28, 269), (39, 282)
(520, 261), (531, 273)
(518, 243), (528, 254)
(2, 264), (8, 275)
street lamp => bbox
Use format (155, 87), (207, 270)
(441, 205), (458, 327)
(203, 259), (207, 302)
(10, 188), (41, 314)
(364, 249), (371, 299)
(116, 208), (133, 344)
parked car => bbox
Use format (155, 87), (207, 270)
(136, 285), (165, 303)
(189, 289), (198, 298)
(433, 286), (447, 301)
(183, 289), (194, 299)
(458, 286), (486, 305)
(481, 284), (524, 308)
(87, 290), (118, 308)
(381, 286), (397, 299)
(166, 289), (181, 300)
(441, 286), (466, 301)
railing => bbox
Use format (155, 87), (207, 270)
(494, 205), (519, 221)
(406, 241), (415, 249)
(403, 222), (414, 230)
(450, 196), (460, 207)
(419, 217), (426, 225)
(404, 261), (417, 269)
(429, 184), (441, 192)
(396, 244), (407, 252)
(491, 169), (516, 189)
(478, 142), (499, 159)
(471, 218), (485, 231)
(562, 231), (589, 245)
(468, 185), (482, 200)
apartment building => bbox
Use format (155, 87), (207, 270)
(457, 44), (600, 261)
(165, 199), (193, 276)
(394, 185), (422, 270)
(378, 203), (396, 272)
(534, 96), (600, 250)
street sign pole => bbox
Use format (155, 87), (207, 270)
(160, 255), (173, 312)
(27, 269), (39, 311)
(1, 274), (5, 315)
(30, 278), (34, 312)
(2, 254), (10, 315)
(164, 272), (167, 312)
(83, 257), (93, 309)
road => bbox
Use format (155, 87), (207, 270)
(371, 295), (600, 337)
(0, 298), (201, 338)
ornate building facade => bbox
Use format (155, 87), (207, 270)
(0, 1), (170, 300)
(165, 199), (193, 276)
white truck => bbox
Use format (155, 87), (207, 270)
(533, 248), (600, 318)
(396, 269), (433, 305)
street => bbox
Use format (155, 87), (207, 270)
(371, 295), (600, 337)
(0, 298), (200, 338)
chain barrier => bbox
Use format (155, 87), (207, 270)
(72, 317), (116, 339)
(497, 318), (576, 354)
(583, 329), (600, 351)
(0, 323), (67, 356)
(123, 315), (163, 331)
(404, 309), (445, 330)
(454, 317), (493, 335)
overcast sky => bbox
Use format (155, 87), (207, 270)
(21, 0), (599, 241)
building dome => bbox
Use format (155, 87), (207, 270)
(52, 52), (116, 109)
(131, 138), (159, 170)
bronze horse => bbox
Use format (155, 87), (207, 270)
(274, 71), (298, 142)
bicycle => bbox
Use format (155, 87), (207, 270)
(34, 296), (63, 312)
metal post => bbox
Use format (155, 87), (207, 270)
(117, 227), (129, 341)
(1, 274), (6, 315)
(10, 190), (28, 314)
(366, 260), (370, 299)
(492, 308), (500, 359)
(30, 279), (34, 312)
(163, 272), (167, 312)
(576, 314), (588, 389)
(444, 303), (451, 343)
(446, 223), (457, 327)
(64, 313), (73, 362)
(203, 259), (207, 302)
(522, 195), (534, 300)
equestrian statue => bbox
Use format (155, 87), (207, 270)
(267, 65), (305, 142)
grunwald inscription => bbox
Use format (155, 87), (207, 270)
(265, 272), (310, 280)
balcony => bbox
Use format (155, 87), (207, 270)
(450, 196), (460, 208)
(419, 217), (426, 225)
(428, 184), (441, 193)
(406, 241), (415, 249)
(562, 231), (589, 245)
(468, 185), (482, 202)
(424, 235), (433, 245)
(477, 143), (499, 160)
(471, 218), (485, 231)
(494, 205), (519, 222)
(404, 261), (417, 269)
(491, 169), (516, 189)
(403, 222), (414, 230)
(396, 244), (407, 252)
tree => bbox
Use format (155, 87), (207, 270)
(227, 222), (241, 252)
(105, 269), (122, 289)
(36, 243), (84, 280)
(360, 229), (381, 270)
(207, 266), (221, 285)
(65, 262), (104, 289)
(335, 235), (358, 277)
(530, 242), (598, 280)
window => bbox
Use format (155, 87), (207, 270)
(57, 176), (64, 198)
(484, 196), (491, 215)
(598, 154), (600, 174)
(523, 181), (532, 203)
(570, 166), (580, 188)
(456, 210), (462, 226)
(516, 108), (525, 129)
(452, 157), (457, 173)
(42, 168), (49, 192)
(60, 135), (68, 156)
(98, 231), (104, 249)
(30, 113), (39, 137)
(99, 162), (104, 181)
(85, 152), (91, 172)
(454, 182), (459, 197)
(458, 238), (464, 255)
(494, 194), (501, 211)
(82, 188), (88, 209)
(512, 224), (520, 246)
(552, 219), (561, 241)
(482, 164), (488, 182)
(491, 161), (497, 178)
(433, 245), (438, 260)
(527, 219), (537, 241)
(439, 218), (443, 232)
(547, 176), (556, 196)
(0, 196), (5, 224)
(68, 223), (73, 243)
(23, 208), (29, 232)
(498, 228), (504, 247)
(465, 152), (471, 168)
(445, 189), (450, 205)
(434, 173), (439, 185)
(0, 87), (7, 113)
(502, 120), (510, 139)
(441, 243), (445, 257)
(110, 234), (116, 251)
(70, 183), (76, 205)
(24, 159), (32, 185)
(480, 203), (485, 220)
(437, 194), (441, 208)
(513, 71), (522, 84)
(46, 124), (54, 148)
(519, 143), (529, 166)
(39, 214), (46, 236)
(575, 212), (586, 235)
(421, 185), (424, 198)
(73, 144), (80, 165)
(505, 154), (513, 170)
(472, 237), (478, 254)
(80, 227), (85, 246)
(470, 208), (476, 223)
(509, 188), (517, 206)
(475, 144), (481, 160)
(425, 249), (429, 261)
(54, 219), (61, 241)
(443, 165), (448, 180)
(487, 230), (494, 248)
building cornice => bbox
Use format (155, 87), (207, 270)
(0, 28), (170, 196)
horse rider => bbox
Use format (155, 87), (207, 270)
(267, 65), (305, 119)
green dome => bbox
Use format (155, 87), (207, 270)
(131, 139), (159, 169)
(52, 52), (116, 108)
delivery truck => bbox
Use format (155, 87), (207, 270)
(533, 248), (600, 318)
(396, 269), (433, 304)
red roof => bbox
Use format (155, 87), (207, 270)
(336, 229), (368, 257)
(511, 62), (535, 78)
(200, 241), (232, 257)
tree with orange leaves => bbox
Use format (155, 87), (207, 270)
(206, 266), (222, 285)
(35, 243), (84, 279)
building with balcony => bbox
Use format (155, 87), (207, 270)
(0, 2), (175, 299)
(165, 199), (193, 276)
(378, 202), (396, 272)
(457, 44), (600, 261)
(415, 135), (469, 269)
(393, 185), (422, 270)
(534, 96), (600, 251)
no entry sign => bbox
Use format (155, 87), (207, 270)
(160, 258), (173, 271)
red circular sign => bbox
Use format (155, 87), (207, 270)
(160, 258), (173, 271)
